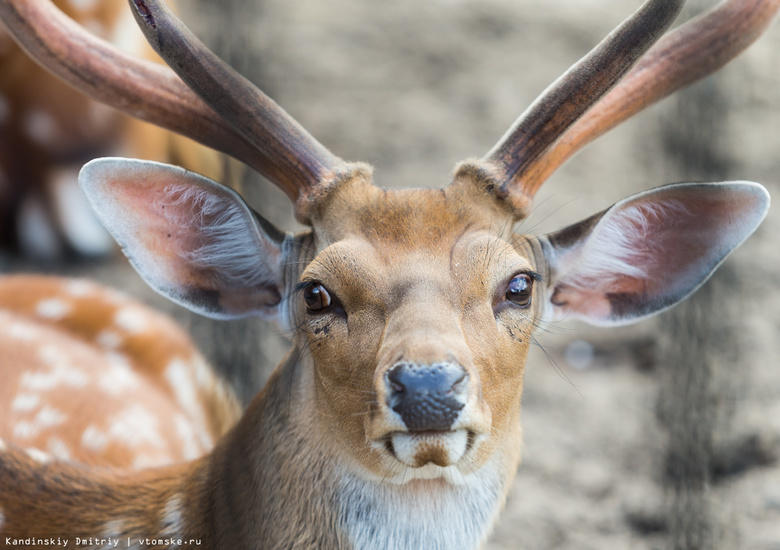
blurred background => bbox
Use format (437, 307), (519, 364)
(1, 0), (779, 548)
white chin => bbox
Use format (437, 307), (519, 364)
(391, 430), (469, 468)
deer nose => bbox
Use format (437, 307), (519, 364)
(385, 362), (468, 432)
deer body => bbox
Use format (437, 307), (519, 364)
(0, 0), (777, 547)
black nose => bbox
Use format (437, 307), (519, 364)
(386, 362), (468, 432)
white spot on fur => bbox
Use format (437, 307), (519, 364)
(13, 422), (35, 439)
(25, 447), (51, 464)
(174, 414), (201, 460)
(114, 306), (148, 333)
(16, 406), (67, 438)
(97, 329), (123, 349)
(23, 109), (60, 146)
(165, 359), (213, 450)
(11, 393), (40, 413)
(81, 425), (109, 452)
(0, 438), (7, 452)
(14, 407), (66, 439)
(108, 405), (165, 450)
(36, 298), (72, 320)
(99, 353), (140, 394)
(46, 437), (71, 461)
(7, 321), (38, 341)
(65, 279), (95, 297)
(160, 494), (184, 538)
(24, 350), (89, 390)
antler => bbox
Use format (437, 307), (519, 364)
(470, 0), (780, 215)
(521, 0), (780, 195)
(0, 0), (351, 220)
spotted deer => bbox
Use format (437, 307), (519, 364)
(0, 0), (228, 259)
(0, 0), (777, 548)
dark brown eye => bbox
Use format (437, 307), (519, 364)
(506, 274), (533, 307)
(303, 283), (332, 312)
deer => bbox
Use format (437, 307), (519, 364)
(0, 0), (777, 547)
(0, 0), (229, 260)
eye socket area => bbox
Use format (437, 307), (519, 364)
(504, 272), (535, 308)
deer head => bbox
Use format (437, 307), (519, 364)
(0, 0), (775, 546)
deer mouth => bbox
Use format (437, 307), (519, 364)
(383, 429), (475, 468)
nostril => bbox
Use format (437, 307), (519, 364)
(387, 365), (407, 395)
(451, 372), (468, 395)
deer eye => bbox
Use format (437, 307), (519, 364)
(506, 274), (533, 307)
(303, 282), (332, 312)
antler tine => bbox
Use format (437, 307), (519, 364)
(471, 0), (685, 215)
(128, 0), (351, 217)
(521, 0), (780, 194)
(0, 0), (265, 190)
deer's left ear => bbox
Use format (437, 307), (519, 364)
(80, 158), (290, 320)
(540, 182), (769, 326)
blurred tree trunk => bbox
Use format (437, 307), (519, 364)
(180, 0), (291, 406)
(655, 2), (743, 548)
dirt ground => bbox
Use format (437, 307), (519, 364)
(4, 0), (780, 548)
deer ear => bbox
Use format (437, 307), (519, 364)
(541, 182), (769, 326)
(80, 158), (289, 320)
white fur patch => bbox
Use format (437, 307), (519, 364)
(99, 353), (140, 394)
(114, 306), (148, 333)
(25, 447), (51, 464)
(165, 359), (211, 449)
(23, 350), (89, 390)
(11, 393), (41, 413)
(0, 438), (7, 452)
(35, 298), (72, 320)
(65, 279), (95, 297)
(160, 494), (184, 538)
(31, 406), (67, 433)
(108, 405), (164, 450)
(174, 414), (202, 460)
(81, 425), (109, 452)
(15, 406), (66, 437)
(46, 437), (72, 461)
(96, 329), (123, 350)
(6, 321), (38, 342)
(338, 457), (506, 550)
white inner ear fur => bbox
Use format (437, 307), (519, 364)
(553, 199), (691, 294)
(159, 184), (281, 290)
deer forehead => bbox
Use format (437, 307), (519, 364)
(303, 225), (534, 308)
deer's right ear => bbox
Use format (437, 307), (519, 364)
(80, 158), (289, 320)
